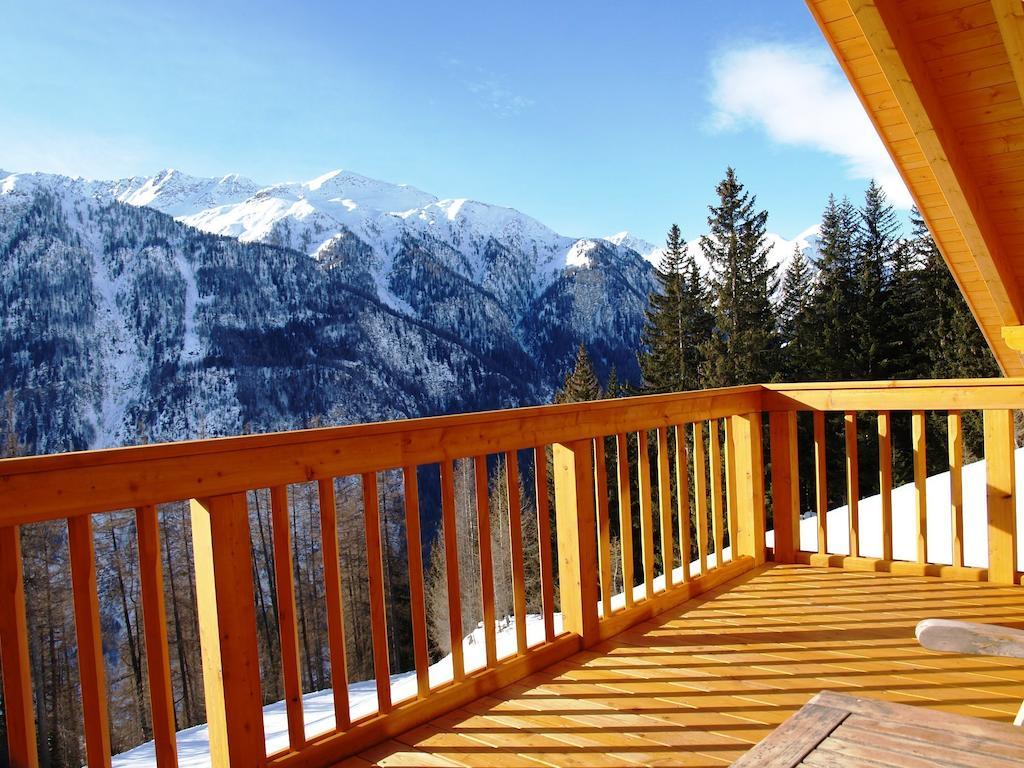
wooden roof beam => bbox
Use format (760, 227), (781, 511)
(992, 0), (1024, 108)
(847, 0), (1024, 332)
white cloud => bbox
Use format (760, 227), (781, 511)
(708, 42), (912, 208)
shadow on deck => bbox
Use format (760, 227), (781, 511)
(342, 564), (1024, 767)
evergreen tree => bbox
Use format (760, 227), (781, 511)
(555, 344), (601, 403)
(779, 245), (815, 380)
(854, 179), (901, 376)
(637, 224), (712, 393)
(700, 168), (780, 386)
(605, 365), (620, 399)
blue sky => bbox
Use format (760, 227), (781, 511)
(1, 0), (906, 243)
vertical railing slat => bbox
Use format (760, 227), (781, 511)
(724, 417), (738, 560)
(0, 525), (39, 768)
(947, 412), (965, 569)
(813, 411), (827, 555)
(674, 425), (692, 582)
(362, 473), (392, 713)
(637, 430), (656, 599)
(594, 438), (614, 616)
(878, 412), (894, 561)
(709, 420), (725, 570)
(68, 514), (113, 768)
(475, 456), (499, 662)
(912, 411), (928, 564)
(985, 409), (1017, 584)
(316, 480), (351, 729)
(136, 505), (180, 766)
(439, 461), (465, 679)
(733, 412), (767, 565)
(402, 467), (431, 697)
(505, 452), (528, 655)
(532, 448), (556, 642)
(845, 412), (860, 557)
(768, 411), (798, 562)
(656, 427), (674, 588)
(692, 421), (709, 576)
(268, 487), (305, 747)
(615, 434), (635, 608)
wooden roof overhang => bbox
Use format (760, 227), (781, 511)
(806, 0), (1024, 376)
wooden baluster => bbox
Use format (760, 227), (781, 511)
(615, 434), (635, 608)
(268, 488), (305, 747)
(532, 447), (556, 642)
(552, 440), (599, 648)
(769, 411), (799, 562)
(505, 452), (528, 655)
(674, 425), (692, 582)
(0, 525), (39, 768)
(948, 412), (965, 569)
(135, 505), (179, 766)
(845, 412), (860, 558)
(724, 417), (738, 560)
(912, 410), (928, 563)
(878, 412), (894, 561)
(985, 410), (1017, 584)
(439, 461), (465, 679)
(709, 419), (725, 570)
(474, 456), (499, 662)
(692, 421), (710, 576)
(190, 493), (265, 766)
(68, 515), (112, 768)
(814, 411), (828, 554)
(362, 473), (392, 713)
(402, 467), (432, 697)
(594, 438), (614, 616)
(316, 480), (351, 728)
(656, 427), (674, 587)
(636, 430), (656, 598)
(733, 412), (767, 565)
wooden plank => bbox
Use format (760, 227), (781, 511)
(878, 411), (894, 561)
(991, 0), (1024, 106)
(844, 412), (860, 557)
(769, 411), (798, 563)
(794, 551), (989, 581)
(985, 409), (1017, 583)
(317, 479), (351, 727)
(655, 427), (674, 587)
(269, 487), (305, 747)
(504, 452), (528, 655)
(673, 425), (692, 582)
(948, 412), (965, 568)
(593, 438), (614, 616)
(439, 461), (465, 679)
(732, 413), (766, 566)
(912, 410), (929, 563)
(531, 448), (555, 643)
(636, 430), (656, 599)
(402, 467), (431, 697)
(474, 456), (499, 664)
(136, 505), (180, 766)
(67, 514), (112, 768)
(0, 525), (39, 768)
(709, 420), (725, 569)
(762, 381), (1024, 412)
(551, 440), (599, 647)
(190, 493), (266, 767)
(692, 422), (709, 576)
(615, 434), (635, 608)
(730, 702), (848, 767)
(814, 411), (827, 555)
(724, 416), (739, 560)
(362, 473), (392, 713)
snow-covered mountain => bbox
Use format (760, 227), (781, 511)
(0, 168), (657, 453)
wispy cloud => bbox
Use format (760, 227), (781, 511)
(446, 59), (534, 117)
(707, 42), (911, 208)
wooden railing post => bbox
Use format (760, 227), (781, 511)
(732, 412), (766, 566)
(552, 440), (599, 647)
(768, 411), (798, 563)
(984, 410), (1017, 584)
(0, 525), (38, 768)
(190, 493), (266, 767)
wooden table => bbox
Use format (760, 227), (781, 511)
(732, 690), (1024, 767)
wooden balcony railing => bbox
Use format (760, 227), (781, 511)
(0, 378), (1020, 768)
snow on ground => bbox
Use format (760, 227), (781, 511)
(111, 613), (563, 768)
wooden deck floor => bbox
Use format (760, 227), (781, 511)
(340, 564), (1024, 767)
